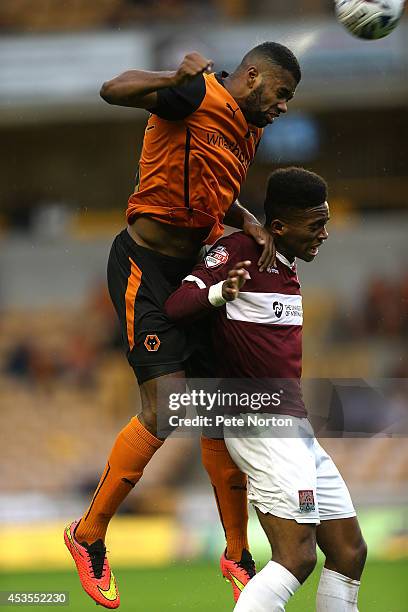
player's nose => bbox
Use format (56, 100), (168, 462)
(277, 101), (288, 114)
(319, 227), (329, 240)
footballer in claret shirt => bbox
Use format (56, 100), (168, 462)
(165, 167), (367, 612)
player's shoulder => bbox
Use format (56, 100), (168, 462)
(205, 231), (259, 265)
(215, 231), (260, 254)
(149, 74), (206, 121)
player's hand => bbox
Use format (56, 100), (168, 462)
(172, 52), (214, 86)
(222, 261), (251, 301)
(243, 221), (276, 272)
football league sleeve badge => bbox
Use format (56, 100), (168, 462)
(204, 245), (229, 269)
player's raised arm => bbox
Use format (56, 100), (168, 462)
(100, 52), (213, 109)
(165, 260), (251, 323)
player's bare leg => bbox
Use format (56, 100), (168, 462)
(138, 370), (186, 435)
(234, 511), (316, 611)
(315, 517), (367, 611)
(255, 511), (317, 582)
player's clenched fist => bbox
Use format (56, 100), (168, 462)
(172, 52), (214, 86)
(222, 261), (251, 301)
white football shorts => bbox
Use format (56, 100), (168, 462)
(224, 416), (356, 524)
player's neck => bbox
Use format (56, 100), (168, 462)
(275, 242), (295, 264)
(222, 74), (243, 105)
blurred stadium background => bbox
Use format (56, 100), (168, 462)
(0, 1), (407, 610)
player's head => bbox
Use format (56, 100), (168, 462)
(232, 42), (301, 128)
(264, 167), (329, 262)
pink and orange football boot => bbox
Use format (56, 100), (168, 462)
(220, 548), (256, 602)
(64, 520), (120, 609)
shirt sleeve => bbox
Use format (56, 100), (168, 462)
(164, 282), (213, 324)
(164, 234), (242, 324)
(147, 74), (206, 121)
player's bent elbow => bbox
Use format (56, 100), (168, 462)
(100, 81), (115, 104)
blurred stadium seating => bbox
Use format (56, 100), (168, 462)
(0, 0), (333, 32)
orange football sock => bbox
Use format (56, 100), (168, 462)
(75, 416), (163, 545)
(201, 436), (249, 562)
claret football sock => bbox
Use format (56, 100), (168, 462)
(75, 416), (163, 545)
(316, 567), (360, 611)
(201, 436), (249, 561)
(233, 560), (300, 611)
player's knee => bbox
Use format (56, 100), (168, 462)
(139, 407), (157, 434)
(349, 536), (367, 572)
(141, 399), (187, 437)
(294, 549), (317, 582)
(326, 535), (367, 577)
(278, 548), (317, 584)
(360, 538), (368, 566)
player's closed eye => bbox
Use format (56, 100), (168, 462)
(278, 89), (293, 101)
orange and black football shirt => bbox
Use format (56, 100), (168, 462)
(126, 72), (263, 244)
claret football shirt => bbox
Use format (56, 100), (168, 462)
(165, 231), (306, 417)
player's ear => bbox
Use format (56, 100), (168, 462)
(247, 66), (259, 89)
(270, 219), (285, 236)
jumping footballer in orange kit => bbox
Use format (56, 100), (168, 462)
(64, 42), (300, 608)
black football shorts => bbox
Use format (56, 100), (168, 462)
(108, 228), (198, 384)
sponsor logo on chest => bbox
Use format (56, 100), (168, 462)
(205, 132), (252, 168)
(226, 292), (303, 326)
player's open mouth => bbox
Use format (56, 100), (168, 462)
(308, 244), (321, 256)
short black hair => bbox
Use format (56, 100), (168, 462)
(241, 42), (301, 84)
(264, 167), (328, 225)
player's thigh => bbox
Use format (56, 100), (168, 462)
(255, 510), (317, 582)
(317, 516), (364, 559)
(255, 510), (316, 559)
(225, 418), (321, 524)
(314, 441), (366, 577)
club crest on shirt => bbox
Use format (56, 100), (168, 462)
(144, 334), (161, 352)
(298, 490), (315, 513)
(205, 245), (229, 269)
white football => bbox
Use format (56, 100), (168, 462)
(335, 0), (405, 39)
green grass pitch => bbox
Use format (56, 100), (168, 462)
(1, 560), (407, 611)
